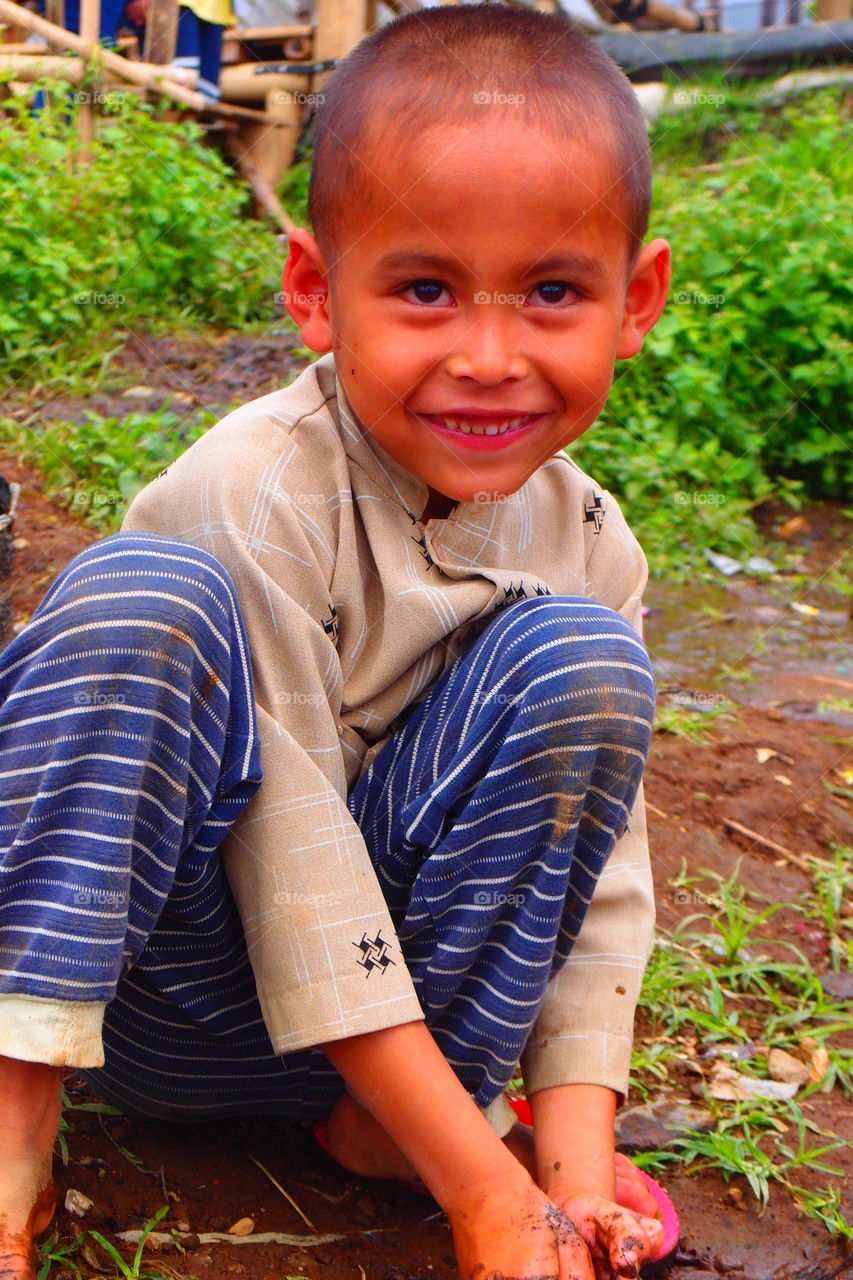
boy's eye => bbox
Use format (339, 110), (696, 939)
(402, 279), (452, 306)
(527, 281), (580, 307)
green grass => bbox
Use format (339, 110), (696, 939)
(631, 864), (853, 1235)
(38, 1207), (172, 1280)
(653, 695), (737, 741)
(0, 406), (223, 535)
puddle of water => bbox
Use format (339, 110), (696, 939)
(644, 576), (853, 728)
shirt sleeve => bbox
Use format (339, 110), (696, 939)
(122, 425), (425, 1056)
(519, 491), (655, 1105)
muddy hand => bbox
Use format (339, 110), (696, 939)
(450, 1174), (596, 1280)
(553, 1190), (663, 1280)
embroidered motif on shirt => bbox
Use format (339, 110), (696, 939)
(583, 493), (605, 533)
(321, 604), (339, 645)
(487, 581), (552, 618)
(354, 930), (396, 976)
(413, 531), (437, 571)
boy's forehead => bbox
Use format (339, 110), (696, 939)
(338, 113), (631, 269)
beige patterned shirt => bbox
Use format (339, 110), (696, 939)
(3, 354), (654, 1112)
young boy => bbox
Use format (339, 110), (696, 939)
(0, 7), (671, 1278)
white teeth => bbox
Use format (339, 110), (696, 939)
(432, 415), (528, 435)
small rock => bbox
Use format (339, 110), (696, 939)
(725, 1185), (747, 1211)
(708, 1061), (800, 1101)
(614, 1099), (715, 1151)
(176, 1220), (191, 1232)
(821, 971), (853, 999)
(777, 514), (809, 539)
(64, 1188), (94, 1217)
(698, 1040), (755, 1062)
(714, 1250), (745, 1272)
(170, 390), (195, 405)
(768, 1047), (811, 1085)
(122, 385), (157, 399)
(227, 1217), (255, 1236)
(182, 1233), (202, 1251)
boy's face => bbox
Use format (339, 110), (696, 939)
(286, 114), (669, 506)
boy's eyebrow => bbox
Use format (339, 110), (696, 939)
(375, 249), (608, 280)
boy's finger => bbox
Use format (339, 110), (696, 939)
(608, 1211), (664, 1275)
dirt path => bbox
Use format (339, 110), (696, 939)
(2, 367), (851, 1280)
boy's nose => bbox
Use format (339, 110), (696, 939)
(445, 315), (529, 385)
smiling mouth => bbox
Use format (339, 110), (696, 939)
(418, 412), (545, 437)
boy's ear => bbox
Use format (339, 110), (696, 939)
(615, 238), (671, 360)
(282, 228), (332, 353)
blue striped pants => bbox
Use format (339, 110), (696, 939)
(0, 534), (654, 1120)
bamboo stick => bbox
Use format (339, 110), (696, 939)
(234, 153), (297, 233)
(143, 0), (178, 65)
(76, 0), (99, 157)
(224, 23), (312, 40)
(0, 0), (290, 124)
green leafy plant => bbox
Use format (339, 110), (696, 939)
(0, 406), (222, 532)
(0, 79), (282, 381)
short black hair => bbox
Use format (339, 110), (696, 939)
(308, 4), (651, 265)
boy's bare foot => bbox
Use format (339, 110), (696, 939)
(326, 1090), (537, 1190)
(0, 1057), (63, 1280)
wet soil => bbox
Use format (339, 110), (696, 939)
(4, 325), (305, 427)
(1, 344), (851, 1280)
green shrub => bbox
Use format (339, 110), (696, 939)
(0, 78), (282, 378)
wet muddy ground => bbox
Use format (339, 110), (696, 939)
(1, 335), (851, 1280)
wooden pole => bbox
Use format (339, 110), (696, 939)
(77, 0), (100, 159)
(233, 154), (297, 233)
(0, 0), (292, 123)
(816, 0), (851, 18)
(311, 0), (369, 89)
(143, 0), (179, 66)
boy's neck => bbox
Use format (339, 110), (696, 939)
(421, 487), (457, 524)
